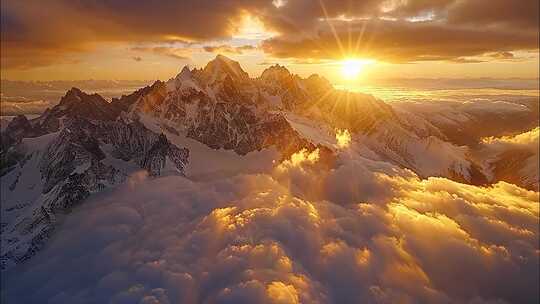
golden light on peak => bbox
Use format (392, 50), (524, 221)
(340, 58), (375, 80)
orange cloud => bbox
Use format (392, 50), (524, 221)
(131, 46), (192, 60)
(1, 0), (538, 69)
(203, 44), (257, 55)
(261, 19), (538, 63)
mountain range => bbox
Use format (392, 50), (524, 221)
(1, 55), (538, 270)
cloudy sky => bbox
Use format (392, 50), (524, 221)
(1, 0), (538, 82)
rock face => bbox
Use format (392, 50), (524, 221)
(116, 56), (397, 159)
(115, 55), (491, 185)
(1, 88), (122, 153)
(1, 115), (41, 151)
(0, 91), (189, 270)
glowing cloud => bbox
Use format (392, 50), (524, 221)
(266, 281), (299, 304)
(277, 148), (320, 171)
(335, 129), (352, 148)
(2, 157), (538, 303)
(482, 127), (539, 146)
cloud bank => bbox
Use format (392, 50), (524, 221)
(2, 146), (538, 303)
(479, 128), (540, 191)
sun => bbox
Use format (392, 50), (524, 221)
(340, 59), (375, 80)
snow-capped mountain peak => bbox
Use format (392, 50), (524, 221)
(178, 65), (192, 78)
(166, 66), (200, 93)
(0, 87), (190, 270)
(2, 57), (538, 274)
(260, 64), (292, 81)
(200, 54), (250, 84)
(56, 87), (118, 121)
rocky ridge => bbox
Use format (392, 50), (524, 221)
(0, 89), (188, 270)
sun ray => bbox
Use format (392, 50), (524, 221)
(354, 19), (369, 56)
(319, 0), (345, 58)
(347, 0), (352, 57)
(311, 86), (335, 110)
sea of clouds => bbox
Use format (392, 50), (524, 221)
(2, 138), (538, 303)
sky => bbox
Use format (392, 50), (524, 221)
(1, 0), (539, 83)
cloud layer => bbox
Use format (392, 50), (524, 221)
(1, 0), (538, 68)
(3, 146), (538, 303)
(261, 19), (538, 62)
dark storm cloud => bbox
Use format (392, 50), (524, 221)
(1, 0), (538, 68)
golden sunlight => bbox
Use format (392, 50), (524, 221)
(336, 129), (351, 148)
(233, 14), (277, 40)
(340, 59), (375, 80)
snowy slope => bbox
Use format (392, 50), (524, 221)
(0, 91), (189, 270)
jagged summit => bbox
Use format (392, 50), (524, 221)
(111, 80), (165, 112)
(177, 65), (192, 80)
(201, 54), (250, 83)
(59, 87), (86, 105)
(214, 54), (237, 64)
(165, 56), (334, 100)
(61, 87), (105, 104)
(55, 87), (118, 121)
(0, 88), (190, 270)
(303, 73), (334, 94)
(260, 64), (292, 80)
